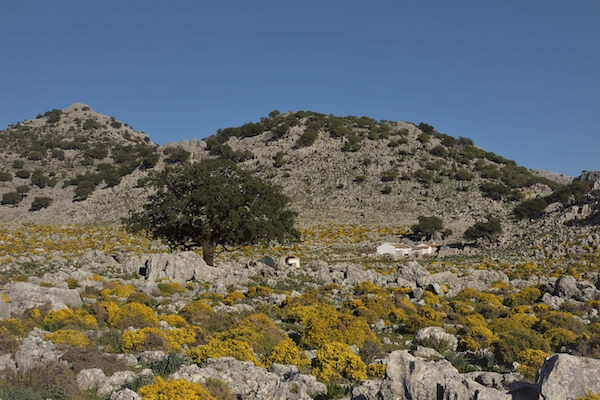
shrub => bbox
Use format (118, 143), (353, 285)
(516, 349), (548, 380)
(506, 287), (541, 307)
(430, 145), (448, 157)
(214, 313), (286, 355)
(120, 327), (196, 353)
(163, 146), (191, 164)
(204, 378), (236, 400)
(313, 342), (367, 382)
(295, 121), (320, 148)
(188, 338), (260, 365)
(411, 216), (443, 240)
(82, 118), (101, 130)
(464, 216), (502, 242)
(514, 198), (547, 220)
(110, 120), (122, 129)
(12, 160), (24, 169)
(157, 281), (186, 296)
(418, 122), (435, 134)
(16, 185), (30, 195)
(44, 109), (62, 123)
(43, 307), (98, 331)
(455, 168), (474, 181)
(138, 376), (216, 400)
(480, 182), (510, 200)
(149, 353), (187, 377)
(414, 169), (433, 185)
(1, 192), (22, 206)
(15, 169), (30, 179)
(30, 197), (53, 211)
(44, 329), (89, 348)
(0, 171), (12, 181)
(264, 338), (309, 368)
(104, 301), (159, 328)
(381, 169), (398, 182)
(27, 151), (44, 161)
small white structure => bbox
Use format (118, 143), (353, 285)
(377, 242), (440, 258)
(285, 256), (300, 269)
(376, 242), (412, 256)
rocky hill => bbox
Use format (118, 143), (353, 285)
(1, 105), (600, 399)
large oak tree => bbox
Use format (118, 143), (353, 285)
(126, 159), (299, 266)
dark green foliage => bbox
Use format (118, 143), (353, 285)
(501, 165), (537, 188)
(164, 146), (191, 164)
(110, 120), (122, 129)
(209, 144), (253, 162)
(1, 192), (22, 206)
(295, 121), (320, 148)
(479, 182), (510, 200)
(493, 326), (550, 366)
(514, 198), (547, 220)
(84, 145), (108, 160)
(16, 185), (30, 195)
(27, 151), (44, 161)
(30, 197), (53, 211)
(126, 159), (299, 265)
(270, 123), (289, 141)
(273, 151), (286, 168)
(458, 137), (474, 146)
(547, 181), (591, 206)
(464, 216), (502, 241)
(44, 109), (62, 124)
(418, 122), (435, 134)
(417, 133), (430, 144)
(381, 169), (398, 182)
(149, 353), (186, 377)
(269, 109), (281, 119)
(342, 132), (362, 152)
(412, 216), (443, 240)
(455, 168), (474, 181)
(82, 118), (101, 130)
(74, 182), (95, 200)
(414, 169), (433, 186)
(30, 170), (50, 188)
(429, 145), (448, 157)
(0, 171), (12, 182)
(12, 160), (24, 169)
(353, 175), (366, 184)
(51, 149), (65, 161)
(380, 185), (392, 194)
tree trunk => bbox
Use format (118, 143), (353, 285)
(202, 240), (217, 266)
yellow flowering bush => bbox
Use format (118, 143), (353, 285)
(160, 314), (189, 328)
(179, 300), (213, 324)
(367, 363), (386, 378)
(246, 285), (273, 298)
(44, 329), (89, 348)
(138, 376), (216, 400)
(459, 326), (497, 351)
(101, 281), (136, 298)
(43, 307), (98, 331)
(516, 348), (548, 379)
(157, 280), (186, 296)
(506, 287), (541, 307)
(313, 342), (367, 382)
(576, 392), (600, 400)
(223, 291), (245, 305)
(121, 327), (196, 353)
(188, 338), (260, 365)
(286, 303), (376, 349)
(105, 301), (159, 328)
(0, 318), (28, 336)
(214, 313), (285, 355)
(264, 338), (309, 368)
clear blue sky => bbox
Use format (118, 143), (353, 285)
(1, 1), (598, 176)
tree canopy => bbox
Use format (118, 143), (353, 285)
(411, 216), (443, 240)
(464, 215), (503, 242)
(126, 159), (299, 265)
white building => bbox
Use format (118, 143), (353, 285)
(377, 242), (440, 257)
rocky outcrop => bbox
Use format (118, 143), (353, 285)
(14, 328), (62, 371)
(414, 327), (458, 352)
(0, 281), (82, 318)
(352, 350), (510, 400)
(171, 358), (326, 399)
(537, 353), (600, 400)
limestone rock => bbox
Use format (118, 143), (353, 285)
(171, 358), (326, 399)
(14, 328), (62, 371)
(110, 388), (142, 400)
(76, 368), (106, 391)
(97, 370), (137, 398)
(414, 326), (458, 351)
(537, 353), (600, 400)
(0, 282), (82, 318)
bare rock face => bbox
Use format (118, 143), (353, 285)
(110, 389), (142, 400)
(0, 282), (82, 318)
(14, 328), (62, 371)
(414, 327), (458, 352)
(352, 350), (510, 400)
(76, 368), (107, 391)
(170, 358), (326, 399)
(537, 353), (600, 400)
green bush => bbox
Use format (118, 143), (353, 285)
(418, 122), (435, 134)
(31, 171), (49, 188)
(44, 109), (62, 123)
(30, 197), (53, 211)
(480, 182), (509, 200)
(164, 147), (191, 164)
(27, 151), (44, 161)
(430, 145), (448, 157)
(464, 216), (502, 241)
(12, 160), (24, 169)
(412, 216), (443, 239)
(514, 198), (547, 220)
(455, 168), (474, 181)
(82, 118), (101, 130)
(295, 122), (319, 148)
(16, 185), (30, 195)
(1, 192), (22, 206)
(0, 171), (12, 182)
(381, 169), (398, 182)
(414, 169), (433, 186)
(15, 170), (30, 179)
(110, 121), (122, 129)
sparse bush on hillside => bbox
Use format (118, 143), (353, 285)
(11, 160), (24, 169)
(412, 216), (443, 240)
(295, 121), (320, 148)
(1, 192), (22, 206)
(27, 151), (44, 161)
(110, 120), (122, 129)
(381, 169), (398, 182)
(414, 169), (433, 186)
(455, 168), (474, 181)
(417, 133), (431, 144)
(82, 118), (101, 130)
(464, 216), (502, 242)
(164, 146), (191, 164)
(0, 171), (12, 182)
(16, 185), (30, 195)
(430, 145), (448, 157)
(273, 151), (286, 168)
(514, 198), (547, 220)
(30, 170), (49, 188)
(418, 122), (435, 134)
(270, 123), (289, 141)
(15, 169), (30, 179)
(342, 132), (362, 152)
(30, 197), (53, 211)
(44, 108), (62, 124)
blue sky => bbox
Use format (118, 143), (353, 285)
(1, 1), (598, 176)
